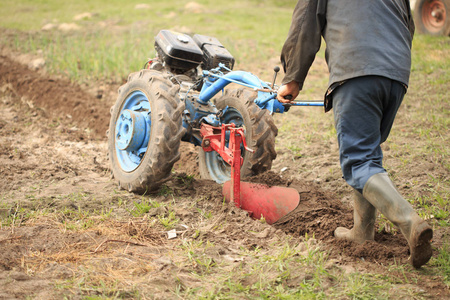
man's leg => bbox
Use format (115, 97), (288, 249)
(332, 76), (402, 192)
(332, 76), (389, 243)
(332, 76), (432, 268)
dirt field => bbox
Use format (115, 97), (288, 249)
(0, 45), (449, 299)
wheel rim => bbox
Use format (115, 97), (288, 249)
(422, 0), (447, 33)
(114, 90), (151, 172)
(204, 107), (246, 183)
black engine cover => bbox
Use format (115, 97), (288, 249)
(193, 34), (235, 71)
(155, 30), (203, 71)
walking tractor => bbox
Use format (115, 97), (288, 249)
(108, 30), (323, 224)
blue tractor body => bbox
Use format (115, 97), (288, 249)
(108, 30), (323, 192)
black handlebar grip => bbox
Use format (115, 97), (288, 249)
(281, 95), (293, 112)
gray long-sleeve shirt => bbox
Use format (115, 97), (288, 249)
(281, 0), (415, 100)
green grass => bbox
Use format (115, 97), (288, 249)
(411, 35), (450, 84)
(130, 197), (162, 217)
(0, 0), (294, 32)
(0, 0), (296, 82)
(176, 239), (406, 299)
(432, 243), (450, 287)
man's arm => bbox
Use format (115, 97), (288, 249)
(279, 0), (326, 96)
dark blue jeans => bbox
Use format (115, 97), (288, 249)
(332, 76), (406, 193)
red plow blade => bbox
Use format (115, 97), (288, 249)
(223, 181), (300, 225)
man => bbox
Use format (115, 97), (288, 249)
(277, 0), (433, 268)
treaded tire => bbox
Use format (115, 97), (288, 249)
(108, 70), (185, 193)
(198, 88), (278, 183)
(414, 0), (450, 36)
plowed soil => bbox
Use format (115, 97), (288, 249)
(0, 50), (448, 299)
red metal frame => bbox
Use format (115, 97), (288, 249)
(200, 123), (253, 208)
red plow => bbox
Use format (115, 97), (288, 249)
(200, 123), (299, 224)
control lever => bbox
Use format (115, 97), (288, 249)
(271, 66), (280, 89)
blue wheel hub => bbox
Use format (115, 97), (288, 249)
(114, 91), (151, 172)
(116, 110), (147, 151)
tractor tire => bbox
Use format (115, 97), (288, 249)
(198, 88), (278, 183)
(414, 0), (450, 36)
(108, 70), (185, 193)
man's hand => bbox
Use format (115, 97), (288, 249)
(277, 81), (300, 103)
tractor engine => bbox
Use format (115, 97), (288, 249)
(154, 30), (236, 145)
(154, 29), (235, 76)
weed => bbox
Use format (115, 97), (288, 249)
(158, 185), (173, 197)
(196, 208), (213, 219)
(116, 197), (126, 207)
(377, 214), (398, 235)
(130, 201), (151, 217)
(98, 208), (113, 221)
(431, 243), (450, 287)
(343, 273), (390, 299)
(158, 211), (179, 229)
(59, 207), (95, 231)
(130, 197), (162, 217)
(178, 174), (195, 187)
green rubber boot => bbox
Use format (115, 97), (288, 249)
(334, 190), (376, 244)
(363, 173), (433, 268)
